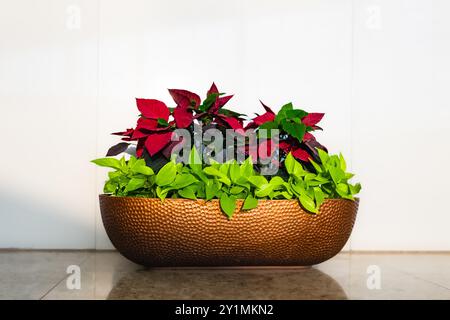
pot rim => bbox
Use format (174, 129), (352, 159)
(99, 194), (359, 203)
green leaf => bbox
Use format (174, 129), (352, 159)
(313, 187), (325, 208)
(299, 194), (318, 213)
(131, 159), (154, 175)
(230, 186), (245, 195)
(220, 194), (237, 219)
(310, 159), (323, 173)
(269, 176), (285, 188)
(188, 146), (202, 172)
(329, 166), (345, 184)
(205, 180), (220, 200)
(104, 180), (118, 194)
(156, 186), (170, 201)
(157, 118), (169, 127)
(292, 161), (307, 178)
(200, 93), (219, 111)
(281, 119), (306, 142)
(336, 183), (353, 199)
(275, 102), (293, 124)
(255, 184), (274, 197)
(91, 158), (122, 170)
(317, 148), (329, 165)
(203, 167), (231, 186)
(171, 174), (198, 189)
(285, 153), (295, 175)
(339, 153), (347, 171)
(240, 157), (254, 177)
(349, 183), (362, 195)
(229, 163), (241, 183)
(286, 109), (308, 119)
(248, 175), (268, 188)
(178, 187), (197, 200)
(155, 161), (177, 186)
(242, 195), (258, 210)
(124, 177), (146, 193)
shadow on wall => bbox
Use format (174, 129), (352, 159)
(0, 189), (95, 249)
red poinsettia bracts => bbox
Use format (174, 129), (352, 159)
(106, 83), (245, 160)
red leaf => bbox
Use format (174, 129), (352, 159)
(253, 111), (275, 126)
(136, 99), (170, 121)
(112, 128), (134, 137)
(144, 131), (173, 156)
(303, 132), (316, 142)
(302, 113), (324, 126)
(218, 115), (243, 130)
(135, 117), (158, 130)
(210, 95), (233, 114)
(131, 129), (148, 140)
(207, 82), (219, 95)
(132, 117), (163, 139)
(259, 100), (275, 114)
(136, 139), (145, 157)
(168, 89), (201, 108)
(173, 106), (193, 128)
(292, 148), (311, 162)
(279, 141), (292, 152)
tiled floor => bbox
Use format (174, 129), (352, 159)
(1, 251), (449, 300)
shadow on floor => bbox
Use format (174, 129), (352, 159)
(107, 267), (347, 300)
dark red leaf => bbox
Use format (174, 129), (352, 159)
(259, 100), (275, 114)
(292, 148), (311, 162)
(210, 95), (233, 114)
(173, 106), (193, 128)
(279, 141), (292, 152)
(136, 99), (170, 121)
(135, 117), (158, 131)
(112, 128), (134, 137)
(136, 139), (145, 158)
(106, 142), (130, 156)
(302, 113), (324, 126)
(218, 115), (243, 130)
(131, 129), (148, 140)
(253, 111), (275, 126)
(168, 89), (201, 108)
(207, 82), (219, 95)
(162, 136), (185, 159)
(303, 132), (316, 141)
(144, 131), (174, 156)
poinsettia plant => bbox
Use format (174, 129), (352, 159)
(108, 83), (245, 171)
(93, 83), (361, 218)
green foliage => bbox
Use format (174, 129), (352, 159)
(92, 148), (361, 219)
(91, 156), (155, 197)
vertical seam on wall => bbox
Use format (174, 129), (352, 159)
(94, 0), (101, 250)
(349, 0), (356, 253)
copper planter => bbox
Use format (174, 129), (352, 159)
(99, 195), (358, 267)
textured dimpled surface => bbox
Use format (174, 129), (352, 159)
(99, 196), (358, 267)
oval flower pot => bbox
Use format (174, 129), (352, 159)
(99, 195), (358, 267)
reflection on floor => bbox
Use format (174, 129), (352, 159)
(1, 251), (450, 299)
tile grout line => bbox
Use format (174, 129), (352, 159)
(39, 254), (92, 300)
(389, 266), (450, 292)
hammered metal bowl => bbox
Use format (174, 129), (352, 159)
(99, 195), (358, 267)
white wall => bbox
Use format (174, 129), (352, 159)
(0, 0), (448, 250)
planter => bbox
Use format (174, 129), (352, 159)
(99, 195), (358, 267)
